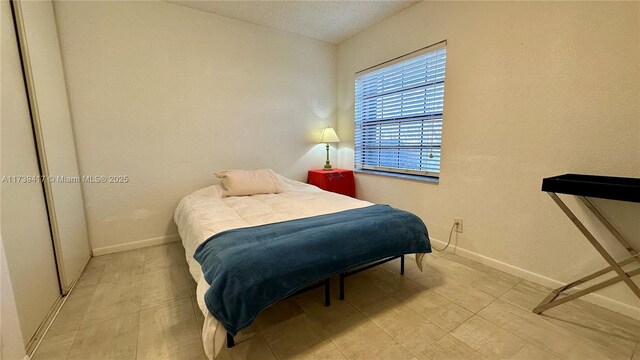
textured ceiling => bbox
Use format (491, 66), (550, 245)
(167, 1), (420, 44)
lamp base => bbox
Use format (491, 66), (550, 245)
(323, 143), (333, 171)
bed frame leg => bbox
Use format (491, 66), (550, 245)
(324, 278), (331, 306)
(400, 254), (405, 275)
(339, 273), (345, 300)
(226, 333), (235, 348)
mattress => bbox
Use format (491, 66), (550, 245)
(174, 175), (371, 359)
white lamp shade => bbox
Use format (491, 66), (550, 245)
(319, 127), (340, 143)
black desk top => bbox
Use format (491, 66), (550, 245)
(542, 174), (640, 203)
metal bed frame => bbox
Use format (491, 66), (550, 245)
(226, 254), (405, 348)
(339, 254), (404, 300)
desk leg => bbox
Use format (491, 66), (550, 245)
(579, 197), (640, 261)
(533, 193), (640, 315)
(534, 266), (640, 314)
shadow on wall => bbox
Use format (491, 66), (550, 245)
(588, 198), (640, 254)
(291, 144), (336, 177)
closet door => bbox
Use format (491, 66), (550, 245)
(1, 0), (62, 347)
(13, 0), (91, 292)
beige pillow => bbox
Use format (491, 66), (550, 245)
(215, 169), (283, 197)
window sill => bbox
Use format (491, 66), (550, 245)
(354, 169), (439, 184)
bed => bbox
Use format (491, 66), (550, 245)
(174, 174), (428, 359)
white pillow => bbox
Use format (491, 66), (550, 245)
(215, 169), (283, 197)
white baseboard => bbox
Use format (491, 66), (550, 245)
(92, 234), (180, 256)
(430, 238), (640, 321)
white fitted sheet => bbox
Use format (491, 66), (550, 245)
(174, 175), (372, 359)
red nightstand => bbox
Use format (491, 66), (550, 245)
(307, 169), (355, 198)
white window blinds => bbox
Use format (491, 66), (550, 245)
(355, 44), (446, 178)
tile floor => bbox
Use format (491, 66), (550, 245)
(33, 242), (640, 360)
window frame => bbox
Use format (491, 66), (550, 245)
(354, 41), (446, 180)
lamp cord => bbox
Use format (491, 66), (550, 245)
(432, 223), (456, 252)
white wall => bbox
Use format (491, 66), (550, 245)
(1, 236), (27, 360)
(54, 1), (337, 253)
(337, 1), (640, 317)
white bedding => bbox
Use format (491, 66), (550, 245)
(174, 175), (372, 359)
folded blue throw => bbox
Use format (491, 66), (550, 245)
(194, 204), (431, 336)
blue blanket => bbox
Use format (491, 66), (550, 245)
(194, 204), (431, 336)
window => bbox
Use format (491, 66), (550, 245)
(354, 43), (446, 178)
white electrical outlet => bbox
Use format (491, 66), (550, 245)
(454, 218), (463, 233)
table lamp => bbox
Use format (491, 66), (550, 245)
(319, 127), (340, 171)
